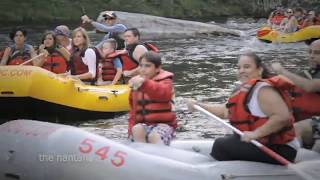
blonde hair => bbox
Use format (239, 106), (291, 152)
(102, 38), (117, 50)
(71, 27), (91, 49)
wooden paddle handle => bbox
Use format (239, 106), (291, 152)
(19, 53), (45, 66)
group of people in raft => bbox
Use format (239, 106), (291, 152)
(1, 11), (320, 165)
(267, 6), (320, 33)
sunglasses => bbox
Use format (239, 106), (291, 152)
(287, 11), (293, 13)
(104, 17), (115, 21)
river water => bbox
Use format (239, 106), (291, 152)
(0, 19), (310, 141)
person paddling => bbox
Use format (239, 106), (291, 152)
(0, 27), (37, 65)
(81, 11), (127, 50)
(128, 52), (177, 145)
(271, 39), (320, 153)
(187, 52), (299, 164)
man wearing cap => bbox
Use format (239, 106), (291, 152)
(81, 11), (127, 50)
(54, 25), (73, 53)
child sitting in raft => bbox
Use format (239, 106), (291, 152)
(128, 51), (177, 145)
(96, 39), (123, 85)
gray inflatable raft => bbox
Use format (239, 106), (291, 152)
(0, 120), (319, 180)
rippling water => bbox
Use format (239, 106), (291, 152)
(0, 19), (310, 141)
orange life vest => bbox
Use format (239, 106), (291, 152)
(100, 50), (125, 81)
(271, 15), (285, 25)
(42, 50), (68, 74)
(7, 44), (32, 65)
(131, 71), (177, 128)
(227, 76), (296, 145)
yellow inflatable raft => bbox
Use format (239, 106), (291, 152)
(257, 25), (320, 43)
(0, 66), (130, 122)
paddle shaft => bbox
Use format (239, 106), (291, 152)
(19, 53), (45, 66)
(194, 104), (291, 166)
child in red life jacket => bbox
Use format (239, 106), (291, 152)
(96, 39), (123, 85)
(128, 51), (177, 145)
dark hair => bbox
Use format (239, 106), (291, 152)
(125, 28), (140, 39)
(295, 7), (304, 13)
(9, 27), (27, 40)
(240, 52), (271, 78)
(139, 51), (162, 68)
(41, 31), (57, 47)
(103, 38), (117, 50)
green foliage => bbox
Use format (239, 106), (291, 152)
(0, 0), (319, 25)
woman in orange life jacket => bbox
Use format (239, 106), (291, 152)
(33, 31), (69, 74)
(96, 39), (123, 85)
(128, 51), (177, 145)
(0, 27), (37, 65)
(68, 27), (97, 84)
(122, 28), (148, 78)
(272, 39), (320, 153)
(187, 52), (299, 164)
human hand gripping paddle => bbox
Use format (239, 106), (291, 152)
(19, 53), (46, 66)
(193, 104), (313, 180)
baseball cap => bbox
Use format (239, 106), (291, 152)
(102, 11), (117, 19)
(54, 25), (70, 37)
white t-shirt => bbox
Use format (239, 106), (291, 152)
(82, 48), (96, 78)
(247, 82), (300, 150)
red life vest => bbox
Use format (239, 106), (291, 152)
(291, 87), (320, 121)
(7, 44), (32, 65)
(0, 50), (3, 59)
(70, 48), (88, 75)
(42, 50), (68, 74)
(122, 43), (159, 71)
(290, 69), (320, 121)
(129, 70), (177, 132)
(69, 47), (99, 83)
(271, 15), (285, 25)
(227, 76), (296, 145)
(100, 50), (125, 81)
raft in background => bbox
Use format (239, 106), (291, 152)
(0, 120), (319, 180)
(257, 25), (320, 43)
(0, 66), (130, 123)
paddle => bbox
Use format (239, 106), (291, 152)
(19, 53), (45, 66)
(193, 104), (315, 179)
(193, 104), (291, 165)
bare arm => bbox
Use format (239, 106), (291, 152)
(112, 68), (123, 85)
(282, 68), (320, 92)
(243, 86), (291, 142)
(56, 47), (70, 61)
(124, 45), (148, 77)
(74, 72), (94, 80)
(32, 45), (47, 67)
(272, 62), (320, 92)
(133, 45), (148, 63)
(0, 47), (11, 65)
(187, 99), (228, 119)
